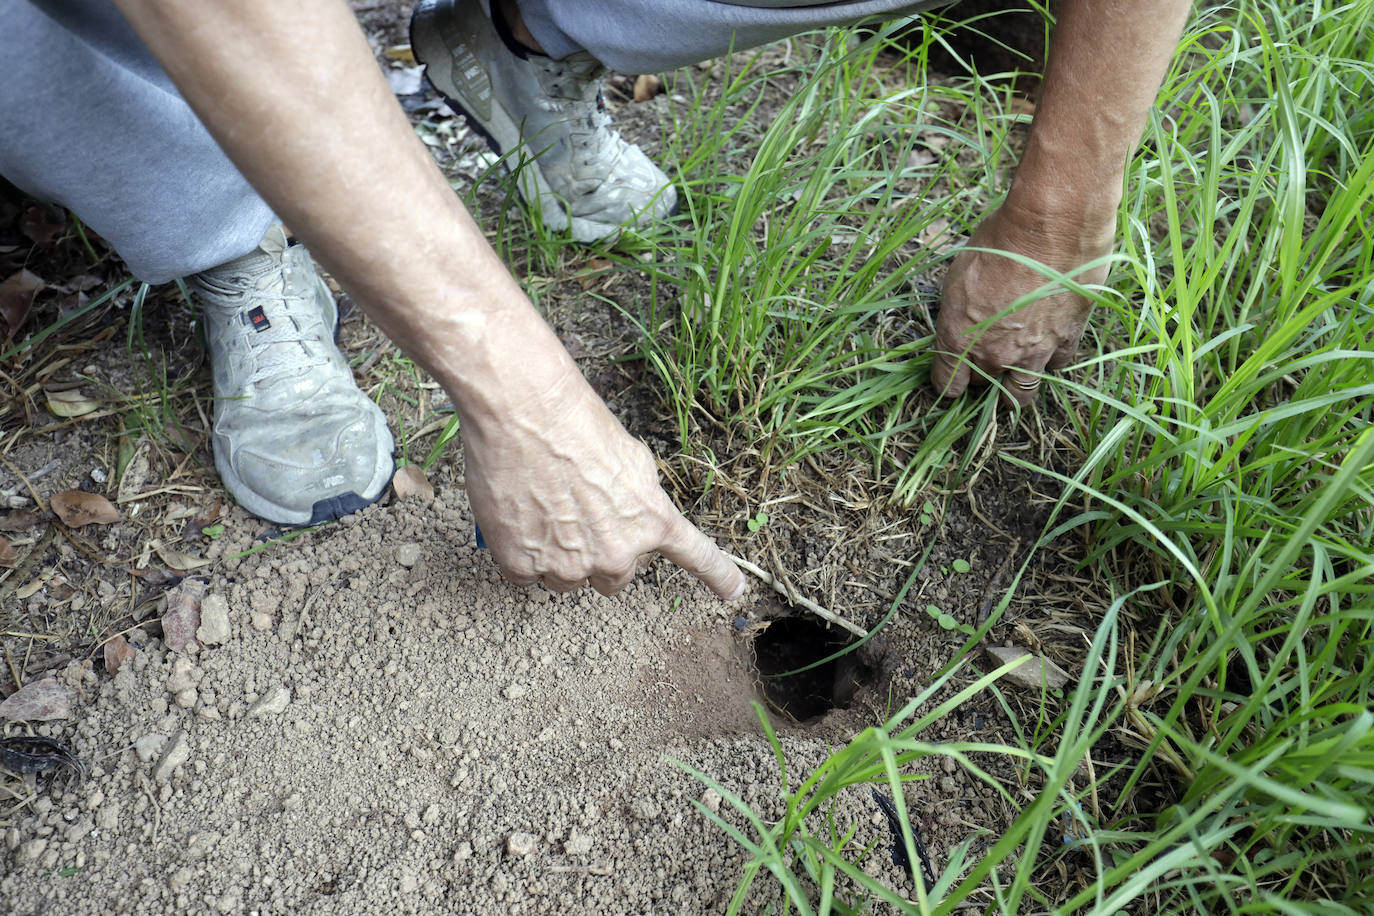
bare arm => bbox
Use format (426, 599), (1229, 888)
(112, 0), (745, 599)
(931, 0), (1192, 404)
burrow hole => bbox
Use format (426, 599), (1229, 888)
(750, 615), (878, 722)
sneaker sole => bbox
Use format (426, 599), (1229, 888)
(410, 0), (675, 243)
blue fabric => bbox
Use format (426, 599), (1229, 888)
(0, 1), (275, 282)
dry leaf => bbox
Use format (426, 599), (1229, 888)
(0, 510), (43, 531)
(45, 388), (99, 418)
(19, 205), (64, 247)
(0, 677), (75, 721)
(103, 634), (137, 676)
(0, 269), (44, 341)
(393, 464), (435, 501)
(152, 540), (212, 571)
(383, 44), (417, 64)
(118, 438), (154, 503)
(633, 74), (662, 103)
(50, 490), (119, 527)
(0, 535), (16, 568)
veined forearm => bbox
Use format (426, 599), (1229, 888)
(1008, 0), (1192, 220)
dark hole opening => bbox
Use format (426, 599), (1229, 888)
(752, 615), (873, 722)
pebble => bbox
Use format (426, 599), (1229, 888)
(247, 685), (291, 718)
(985, 646), (1073, 690)
(197, 594), (231, 645)
(395, 543), (422, 568)
(134, 733), (168, 763)
(18, 838), (47, 862)
(700, 789), (723, 815)
(503, 684), (527, 700)
(250, 611), (272, 632)
(506, 832), (538, 857)
(174, 688), (198, 709)
(0, 677), (75, 721)
(153, 730), (190, 782)
(168, 867), (193, 893)
(564, 831), (593, 855)
(165, 658), (197, 694)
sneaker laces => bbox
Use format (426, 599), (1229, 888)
(528, 53), (627, 177)
(197, 255), (331, 389)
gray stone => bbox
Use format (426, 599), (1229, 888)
(985, 646), (1073, 690)
(197, 594), (232, 645)
(247, 685), (291, 718)
(153, 730), (190, 782)
(394, 543), (422, 568)
(134, 733), (168, 763)
(506, 832), (538, 857)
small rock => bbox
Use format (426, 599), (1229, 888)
(564, 831), (593, 856)
(166, 657), (197, 693)
(452, 841), (472, 862)
(985, 646), (1072, 690)
(95, 800), (121, 830)
(250, 611), (272, 632)
(174, 688), (198, 709)
(4, 827), (19, 851)
(584, 641), (601, 660)
(247, 685), (291, 718)
(394, 542), (422, 568)
(422, 804), (441, 826)
(187, 831), (219, 861)
(503, 684), (527, 700)
(168, 867), (193, 893)
(506, 832), (538, 858)
(153, 730), (190, 782)
(700, 789), (723, 816)
(197, 594), (231, 645)
(399, 873), (419, 894)
(0, 676), (75, 721)
(103, 635), (136, 676)
(162, 580), (205, 653)
(630, 798), (661, 821)
(18, 838), (47, 862)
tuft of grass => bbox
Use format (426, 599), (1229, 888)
(669, 1), (1374, 912)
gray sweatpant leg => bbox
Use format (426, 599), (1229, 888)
(0, 1), (274, 284)
(519, 0), (951, 74)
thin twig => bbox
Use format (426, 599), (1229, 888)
(727, 552), (868, 638)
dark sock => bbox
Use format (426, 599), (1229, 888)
(490, 1), (538, 59)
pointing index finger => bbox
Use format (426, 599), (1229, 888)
(656, 513), (746, 600)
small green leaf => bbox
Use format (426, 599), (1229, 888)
(925, 604), (941, 619)
(202, 524), (225, 539)
(951, 558), (971, 574)
(938, 613), (959, 630)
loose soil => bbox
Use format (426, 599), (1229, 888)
(2, 5), (1123, 913)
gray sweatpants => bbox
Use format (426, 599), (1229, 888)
(0, 0), (943, 283)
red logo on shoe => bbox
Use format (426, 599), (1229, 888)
(246, 306), (271, 333)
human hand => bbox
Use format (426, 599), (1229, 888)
(458, 367), (746, 599)
(929, 201), (1114, 406)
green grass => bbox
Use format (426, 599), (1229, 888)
(637, 1), (1374, 912)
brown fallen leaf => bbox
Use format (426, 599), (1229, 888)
(19, 205), (64, 248)
(392, 464), (435, 501)
(0, 510), (42, 531)
(103, 634), (137, 676)
(633, 74), (662, 103)
(50, 490), (119, 528)
(0, 676), (76, 721)
(0, 535), (16, 568)
(0, 269), (44, 341)
(152, 539), (211, 571)
(45, 388), (100, 418)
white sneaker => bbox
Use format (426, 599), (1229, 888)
(411, 0), (677, 242)
(190, 226), (394, 525)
